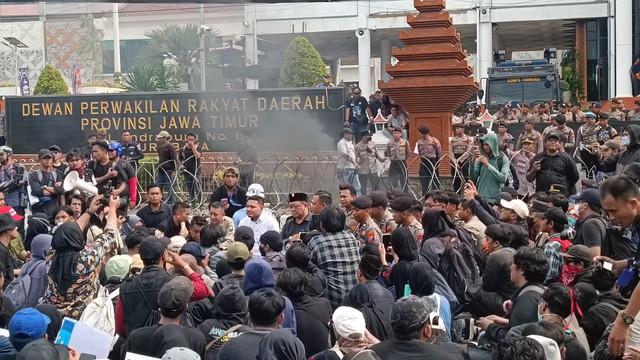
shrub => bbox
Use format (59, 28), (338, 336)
(33, 64), (69, 95)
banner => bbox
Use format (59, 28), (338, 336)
(5, 87), (347, 154)
(72, 65), (82, 94)
(18, 68), (30, 96)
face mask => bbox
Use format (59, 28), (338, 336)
(559, 263), (583, 286)
(622, 135), (631, 146)
(537, 303), (543, 322)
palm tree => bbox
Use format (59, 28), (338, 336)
(139, 23), (221, 90)
(123, 64), (179, 92)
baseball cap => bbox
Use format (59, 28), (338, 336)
(139, 236), (171, 262)
(260, 230), (283, 252)
(16, 338), (69, 360)
(156, 130), (172, 140)
(162, 347), (201, 360)
(158, 276), (194, 317)
(499, 199), (529, 219)
(0, 206), (24, 221)
(37, 149), (53, 159)
(332, 306), (366, 340)
(179, 241), (207, 262)
(246, 183), (265, 198)
(234, 225), (254, 244)
(527, 335), (562, 360)
(0, 146), (12, 154)
(571, 188), (601, 209)
(105, 255), (132, 281)
(537, 207), (568, 227)
(561, 244), (593, 264)
(591, 102), (602, 109)
(322, 74), (331, 79)
(0, 213), (18, 233)
(9, 308), (51, 350)
(168, 235), (187, 253)
(545, 131), (561, 141)
(601, 140), (622, 151)
(390, 295), (431, 334)
(623, 162), (640, 180)
(226, 242), (250, 263)
(529, 200), (550, 213)
(48, 145), (61, 153)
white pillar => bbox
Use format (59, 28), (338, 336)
(245, 6), (259, 89)
(112, 3), (121, 74)
(380, 39), (391, 83)
(477, 19), (493, 104)
(357, 0), (371, 96)
(616, 0), (633, 97)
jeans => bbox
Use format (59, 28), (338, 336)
(337, 168), (361, 194)
(156, 168), (175, 205)
(419, 157), (440, 195)
(389, 160), (407, 191)
(183, 172), (201, 205)
(350, 122), (369, 143)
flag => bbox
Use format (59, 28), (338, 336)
(72, 65), (82, 94)
(18, 68), (29, 96)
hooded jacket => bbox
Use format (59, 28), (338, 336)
(243, 258), (297, 335)
(616, 124), (640, 175)
(580, 291), (628, 351)
(389, 227), (418, 298)
(199, 285), (248, 360)
(290, 294), (332, 358)
(469, 133), (509, 203)
(18, 234), (52, 308)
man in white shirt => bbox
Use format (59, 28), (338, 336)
(337, 127), (360, 194)
(239, 195), (280, 257)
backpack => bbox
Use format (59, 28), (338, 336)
(79, 286), (120, 336)
(595, 219), (637, 261)
(497, 153), (519, 189)
(453, 225), (485, 273)
(5, 260), (40, 310)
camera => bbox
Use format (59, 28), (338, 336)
(355, 28), (366, 38)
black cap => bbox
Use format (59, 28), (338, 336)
(260, 230), (283, 252)
(418, 125), (430, 134)
(48, 145), (61, 153)
(0, 213), (17, 233)
(547, 184), (567, 194)
(179, 241), (207, 262)
(351, 195), (373, 209)
(234, 225), (254, 243)
(545, 131), (561, 141)
(360, 130), (373, 137)
(368, 191), (389, 208)
(390, 196), (413, 212)
(500, 187), (519, 198)
(37, 149), (53, 159)
(139, 236), (170, 261)
(17, 338), (69, 360)
(537, 207), (568, 227)
(323, 74), (330, 79)
(561, 244), (593, 264)
(288, 192), (308, 203)
(530, 200), (550, 213)
(158, 276), (194, 317)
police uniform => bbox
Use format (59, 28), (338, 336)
(122, 140), (144, 170)
(368, 191), (397, 234)
(608, 109), (626, 121)
(351, 196), (382, 245)
(344, 208), (359, 235)
(516, 129), (543, 153)
(281, 193), (312, 239)
(414, 125), (442, 194)
(376, 209), (397, 234)
(390, 196), (423, 245)
(386, 134), (410, 191)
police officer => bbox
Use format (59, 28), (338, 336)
(449, 122), (474, 193)
(351, 195), (382, 245)
(385, 128), (410, 191)
(414, 125), (442, 194)
(390, 195), (423, 245)
(516, 118), (543, 153)
(369, 190), (396, 234)
(281, 192), (312, 239)
(120, 130), (144, 170)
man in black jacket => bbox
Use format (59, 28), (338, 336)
(28, 149), (65, 219)
(573, 188), (606, 257)
(477, 247), (548, 344)
(210, 167), (247, 218)
(344, 252), (395, 318)
(284, 242), (325, 298)
(526, 131), (579, 194)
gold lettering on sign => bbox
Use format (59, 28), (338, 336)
(160, 116), (202, 129)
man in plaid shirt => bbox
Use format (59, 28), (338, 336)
(538, 207), (570, 284)
(308, 205), (360, 309)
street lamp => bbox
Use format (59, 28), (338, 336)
(2, 37), (28, 96)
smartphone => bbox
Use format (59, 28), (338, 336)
(382, 233), (391, 248)
(299, 232), (309, 239)
(221, 198), (229, 206)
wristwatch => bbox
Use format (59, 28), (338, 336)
(621, 312), (635, 326)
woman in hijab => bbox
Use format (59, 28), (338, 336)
(257, 328), (305, 360)
(35, 304), (62, 343)
(420, 209), (456, 268)
(341, 283), (392, 341)
(42, 195), (120, 319)
(408, 262), (452, 340)
(388, 227), (418, 299)
(198, 285), (248, 360)
(24, 213), (50, 252)
(13, 234), (52, 308)
(120, 215), (143, 240)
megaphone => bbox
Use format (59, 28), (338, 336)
(63, 171), (98, 196)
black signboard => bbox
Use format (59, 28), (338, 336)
(5, 87), (346, 154)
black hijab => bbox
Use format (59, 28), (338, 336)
(421, 209), (456, 239)
(390, 227), (418, 262)
(48, 222), (86, 293)
(24, 213), (51, 251)
(408, 262), (435, 297)
(35, 304), (63, 343)
(257, 328), (305, 360)
(342, 283), (393, 341)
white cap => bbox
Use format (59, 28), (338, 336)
(527, 335), (562, 360)
(162, 347), (201, 360)
(500, 199), (529, 219)
(332, 306), (366, 340)
(246, 183), (265, 198)
(168, 235), (187, 253)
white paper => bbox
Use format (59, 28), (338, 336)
(604, 262), (613, 271)
(55, 317), (114, 359)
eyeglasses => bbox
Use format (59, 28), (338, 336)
(289, 202), (305, 209)
(353, 92), (361, 95)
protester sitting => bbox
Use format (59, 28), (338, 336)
(285, 242), (326, 298)
(213, 242), (249, 296)
(352, 253), (394, 319)
(124, 227), (150, 257)
(199, 223), (227, 273)
(341, 281), (393, 342)
(477, 247), (548, 345)
(277, 268), (331, 358)
(9, 308), (51, 351)
(408, 262), (452, 340)
(125, 276), (206, 358)
(34, 304), (62, 344)
(256, 328), (306, 360)
(571, 188), (605, 257)
(198, 284), (248, 360)
(558, 245), (592, 287)
(16, 338), (78, 360)
(218, 288), (285, 360)
(388, 227), (419, 299)
(370, 295), (452, 360)
(468, 223), (517, 317)
(215, 226), (254, 279)
(259, 230), (286, 275)
(537, 207), (570, 284)
(457, 199), (486, 253)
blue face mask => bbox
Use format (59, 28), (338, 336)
(622, 135), (631, 146)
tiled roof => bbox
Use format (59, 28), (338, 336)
(118, 3), (243, 17)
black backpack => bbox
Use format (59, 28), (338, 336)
(497, 153), (519, 190)
(594, 218), (637, 261)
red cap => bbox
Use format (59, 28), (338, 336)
(0, 206), (23, 221)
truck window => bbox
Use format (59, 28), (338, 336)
(488, 79), (521, 105)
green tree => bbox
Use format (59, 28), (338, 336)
(139, 23), (221, 90)
(33, 64), (69, 95)
(123, 64), (179, 92)
(280, 36), (326, 88)
(78, 16), (105, 82)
